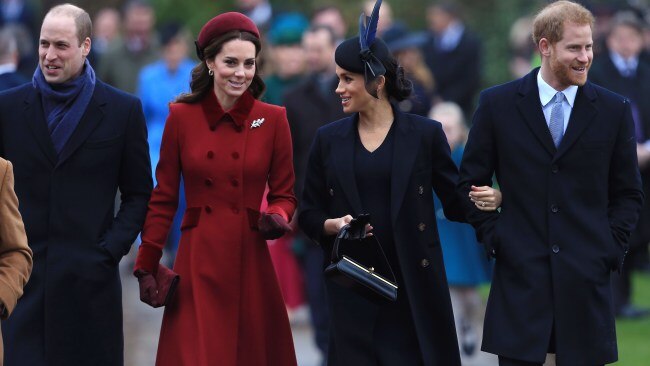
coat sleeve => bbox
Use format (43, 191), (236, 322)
(0, 160), (32, 318)
(265, 107), (297, 222)
(102, 97), (153, 263)
(298, 129), (331, 246)
(135, 104), (181, 274)
(457, 91), (500, 257)
(608, 100), (644, 270)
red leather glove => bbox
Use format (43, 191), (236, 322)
(134, 270), (160, 308)
(258, 212), (292, 240)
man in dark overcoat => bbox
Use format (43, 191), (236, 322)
(0, 4), (152, 365)
(458, 1), (644, 365)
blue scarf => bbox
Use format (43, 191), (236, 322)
(32, 59), (96, 156)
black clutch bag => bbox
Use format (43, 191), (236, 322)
(324, 214), (398, 302)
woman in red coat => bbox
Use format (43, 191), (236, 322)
(133, 12), (297, 366)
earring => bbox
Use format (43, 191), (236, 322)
(208, 69), (214, 76)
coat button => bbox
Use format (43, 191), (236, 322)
(418, 186), (424, 195)
(551, 204), (559, 213)
(205, 205), (212, 213)
(207, 151), (214, 159)
(329, 188), (334, 196)
(421, 259), (430, 268)
(551, 164), (559, 173)
(231, 152), (240, 159)
(231, 178), (239, 187)
(204, 178), (213, 186)
(552, 245), (560, 253)
(418, 223), (426, 232)
(235, 125), (243, 133)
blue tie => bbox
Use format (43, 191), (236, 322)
(549, 92), (564, 147)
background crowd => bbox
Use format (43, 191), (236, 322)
(0, 0), (649, 365)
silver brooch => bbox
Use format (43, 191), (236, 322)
(251, 118), (265, 129)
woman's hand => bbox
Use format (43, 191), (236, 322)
(323, 215), (373, 236)
(469, 185), (502, 211)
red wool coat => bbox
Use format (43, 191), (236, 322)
(135, 90), (297, 366)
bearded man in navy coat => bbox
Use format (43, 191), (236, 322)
(0, 4), (152, 365)
(458, 2), (643, 365)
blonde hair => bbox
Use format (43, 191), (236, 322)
(532, 1), (594, 46)
(429, 102), (468, 144)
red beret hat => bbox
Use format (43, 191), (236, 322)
(195, 12), (260, 60)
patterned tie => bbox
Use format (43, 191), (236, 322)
(549, 92), (565, 147)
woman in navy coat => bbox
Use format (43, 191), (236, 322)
(298, 2), (500, 364)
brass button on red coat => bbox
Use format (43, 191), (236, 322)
(231, 178), (239, 187)
(418, 223), (426, 232)
(204, 178), (213, 186)
(231, 152), (239, 159)
(205, 205), (212, 213)
(207, 151), (214, 159)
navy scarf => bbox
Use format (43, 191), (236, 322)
(32, 59), (96, 155)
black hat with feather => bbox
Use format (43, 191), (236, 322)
(334, 0), (390, 98)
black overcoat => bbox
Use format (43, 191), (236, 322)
(0, 81), (152, 365)
(458, 68), (643, 365)
(299, 107), (469, 366)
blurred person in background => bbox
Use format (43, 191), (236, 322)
(421, 1), (481, 118)
(136, 22), (194, 268)
(235, 0), (273, 32)
(430, 102), (492, 361)
(589, 10), (650, 319)
(284, 24), (345, 365)
(0, 4), (152, 365)
(508, 16), (540, 79)
(311, 5), (348, 43)
(97, 0), (159, 94)
(133, 12), (297, 365)
(89, 7), (121, 65)
(0, 27), (27, 90)
(263, 12), (308, 106)
(383, 23), (434, 116)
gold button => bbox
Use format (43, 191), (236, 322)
(421, 259), (430, 268)
(418, 186), (424, 195)
(418, 223), (426, 231)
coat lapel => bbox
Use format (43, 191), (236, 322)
(516, 69), (556, 157)
(332, 117), (363, 215)
(554, 82), (597, 160)
(23, 89), (57, 166)
(56, 82), (106, 167)
(390, 109), (420, 223)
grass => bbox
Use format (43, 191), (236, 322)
(616, 272), (650, 366)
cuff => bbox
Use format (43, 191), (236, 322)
(134, 244), (163, 275)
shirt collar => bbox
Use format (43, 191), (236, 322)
(201, 89), (255, 129)
(609, 51), (638, 74)
(537, 70), (578, 108)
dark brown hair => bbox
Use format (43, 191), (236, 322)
(176, 30), (265, 104)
